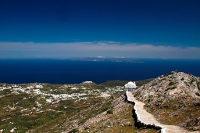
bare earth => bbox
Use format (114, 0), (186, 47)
(126, 91), (200, 133)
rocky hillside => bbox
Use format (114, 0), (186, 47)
(133, 71), (200, 131)
(0, 81), (158, 133)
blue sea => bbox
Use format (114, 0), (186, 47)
(0, 59), (200, 84)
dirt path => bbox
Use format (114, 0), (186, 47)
(126, 91), (199, 133)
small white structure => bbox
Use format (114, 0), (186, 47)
(82, 81), (93, 84)
(124, 81), (137, 91)
(35, 85), (43, 89)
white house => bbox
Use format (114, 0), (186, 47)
(35, 84), (43, 89)
(124, 81), (137, 91)
(82, 81), (93, 84)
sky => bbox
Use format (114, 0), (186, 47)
(0, 0), (200, 59)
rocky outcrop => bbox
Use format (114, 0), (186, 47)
(134, 71), (200, 103)
(133, 71), (200, 131)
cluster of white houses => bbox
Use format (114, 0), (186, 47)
(124, 81), (137, 91)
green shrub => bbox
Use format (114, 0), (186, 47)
(190, 79), (195, 84)
(100, 80), (128, 87)
(107, 109), (113, 114)
(169, 82), (175, 86)
(197, 82), (200, 90)
(3, 89), (11, 94)
(196, 92), (200, 96)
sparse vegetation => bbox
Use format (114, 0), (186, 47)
(69, 128), (79, 133)
(107, 109), (113, 114)
(166, 86), (176, 91)
(100, 80), (128, 87)
(169, 81), (175, 86)
(190, 79), (195, 84)
(197, 82), (200, 90)
(136, 78), (154, 87)
(0, 80), (161, 133)
(0, 83), (119, 132)
(163, 71), (173, 77)
(196, 92), (200, 96)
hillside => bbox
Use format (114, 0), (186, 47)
(0, 81), (157, 133)
(133, 71), (200, 131)
(2, 72), (199, 132)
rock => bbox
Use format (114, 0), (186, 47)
(180, 106), (187, 111)
(193, 101), (200, 106)
(124, 122), (132, 126)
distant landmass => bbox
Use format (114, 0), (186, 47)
(68, 57), (145, 63)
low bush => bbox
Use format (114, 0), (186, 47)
(169, 82), (175, 86)
(107, 109), (113, 114)
(196, 92), (200, 96)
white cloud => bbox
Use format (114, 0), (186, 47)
(0, 41), (200, 59)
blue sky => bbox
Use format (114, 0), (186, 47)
(0, 0), (200, 59)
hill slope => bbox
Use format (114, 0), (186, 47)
(0, 82), (158, 133)
(133, 71), (200, 131)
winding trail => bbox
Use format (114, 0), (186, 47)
(126, 91), (199, 133)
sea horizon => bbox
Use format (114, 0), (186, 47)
(0, 58), (200, 84)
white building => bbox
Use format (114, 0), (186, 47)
(35, 84), (43, 89)
(124, 81), (137, 91)
(82, 81), (93, 84)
